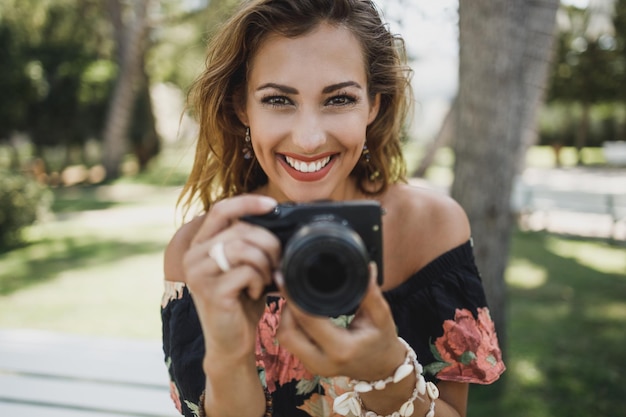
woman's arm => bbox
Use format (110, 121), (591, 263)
(202, 352), (266, 417)
(164, 195), (279, 417)
(358, 366), (468, 417)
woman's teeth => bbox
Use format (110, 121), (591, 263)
(285, 156), (331, 173)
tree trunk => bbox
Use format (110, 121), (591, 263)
(101, 0), (152, 180)
(575, 102), (591, 165)
(133, 62), (161, 171)
(453, 0), (559, 354)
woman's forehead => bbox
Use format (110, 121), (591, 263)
(247, 23), (367, 90)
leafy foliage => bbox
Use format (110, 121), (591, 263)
(0, 170), (52, 250)
(540, 1), (626, 148)
(0, 0), (117, 146)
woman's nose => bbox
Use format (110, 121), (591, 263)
(291, 111), (326, 153)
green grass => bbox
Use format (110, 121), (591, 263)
(50, 186), (124, 213)
(525, 145), (607, 168)
(468, 231), (626, 417)
(0, 184), (181, 339)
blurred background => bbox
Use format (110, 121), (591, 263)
(0, 0), (625, 416)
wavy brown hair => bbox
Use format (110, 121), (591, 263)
(180, 0), (412, 215)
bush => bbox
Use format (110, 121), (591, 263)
(0, 170), (53, 250)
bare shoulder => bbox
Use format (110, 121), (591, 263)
(381, 183), (471, 277)
(390, 182), (470, 246)
(163, 214), (206, 282)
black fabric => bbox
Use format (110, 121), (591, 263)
(162, 286), (205, 416)
(383, 240), (488, 382)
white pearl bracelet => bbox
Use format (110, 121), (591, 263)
(333, 337), (439, 417)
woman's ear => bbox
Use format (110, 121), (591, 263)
(367, 93), (381, 125)
(235, 106), (249, 127)
(234, 90), (249, 126)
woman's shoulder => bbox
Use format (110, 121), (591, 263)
(382, 183), (471, 278)
(390, 182), (469, 237)
(164, 214), (206, 282)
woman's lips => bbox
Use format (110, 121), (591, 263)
(279, 153), (336, 182)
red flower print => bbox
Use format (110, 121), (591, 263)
(430, 307), (505, 384)
(256, 298), (315, 392)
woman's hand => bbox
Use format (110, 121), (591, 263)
(275, 262), (406, 381)
(182, 195), (280, 361)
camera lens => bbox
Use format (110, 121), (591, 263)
(281, 220), (370, 316)
(302, 253), (345, 294)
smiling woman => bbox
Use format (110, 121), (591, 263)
(237, 24), (380, 202)
(161, 1), (505, 417)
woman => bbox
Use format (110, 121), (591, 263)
(161, 1), (505, 416)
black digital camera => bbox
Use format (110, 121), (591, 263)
(242, 200), (384, 316)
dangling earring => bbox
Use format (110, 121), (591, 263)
(242, 127), (253, 160)
(362, 144), (371, 163)
(362, 144), (380, 181)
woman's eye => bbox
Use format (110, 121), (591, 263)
(327, 95), (357, 106)
(262, 96), (291, 107)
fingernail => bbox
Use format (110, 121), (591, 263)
(260, 196), (277, 209)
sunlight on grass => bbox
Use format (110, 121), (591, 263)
(0, 185), (180, 339)
(496, 231), (626, 417)
(524, 146), (606, 168)
(0, 252), (165, 339)
(424, 165), (453, 188)
(512, 359), (545, 386)
(545, 237), (626, 275)
(586, 302), (626, 321)
(401, 141), (421, 173)
(525, 146), (558, 168)
(505, 259), (548, 289)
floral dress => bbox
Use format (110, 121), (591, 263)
(161, 240), (506, 417)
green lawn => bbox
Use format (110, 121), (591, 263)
(0, 184), (181, 339)
(470, 232), (626, 417)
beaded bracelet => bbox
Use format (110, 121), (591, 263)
(333, 337), (439, 417)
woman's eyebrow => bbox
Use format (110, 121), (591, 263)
(256, 81), (362, 95)
(256, 83), (298, 94)
(322, 81), (362, 94)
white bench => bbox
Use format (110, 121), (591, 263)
(603, 141), (626, 166)
(0, 329), (179, 417)
(512, 185), (626, 239)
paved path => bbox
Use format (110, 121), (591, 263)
(521, 166), (626, 195)
(516, 167), (626, 240)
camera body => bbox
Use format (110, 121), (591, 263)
(242, 200), (383, 316)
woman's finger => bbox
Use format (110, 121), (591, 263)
(186, 222), (281, 272)
(349, 262), (393, 330)
(191, 194), (277, 245)
(276, 304), (329, 373)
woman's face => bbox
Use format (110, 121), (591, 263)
(238, 23), (380, 202)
